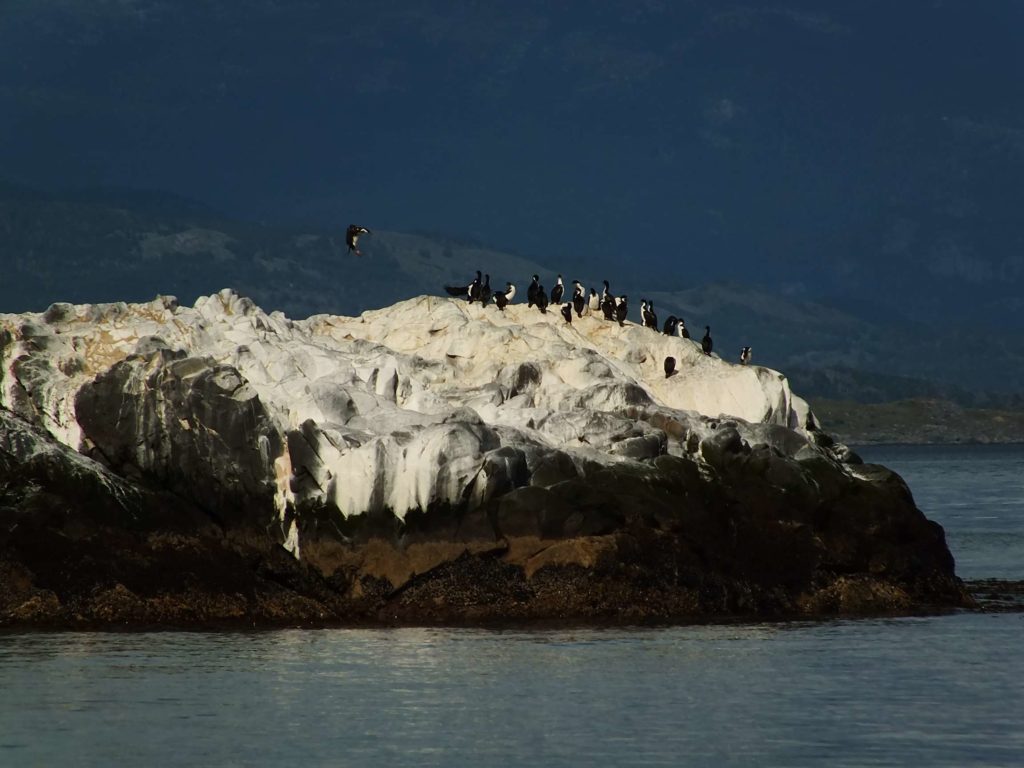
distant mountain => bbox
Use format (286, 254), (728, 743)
(1, 182), (1021, 403)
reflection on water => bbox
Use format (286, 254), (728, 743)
(1, 617), (1023, 768)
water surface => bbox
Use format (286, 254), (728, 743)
(1, 444), (1022, 767)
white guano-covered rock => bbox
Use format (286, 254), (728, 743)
(0, 291), (816, 555)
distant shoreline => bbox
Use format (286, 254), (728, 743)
(812, 398), (1024, 447)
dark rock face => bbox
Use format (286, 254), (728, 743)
(0, 405), (969, 628)
(74, 350), (285, 533)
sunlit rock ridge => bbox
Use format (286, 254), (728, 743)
(0, 290), (966, 625)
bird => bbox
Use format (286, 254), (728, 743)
(662, 315), (677, 335)
(588, 288), (600, 314)
(444, 270), (481, 300)
(527, 275), (540, 307)
(560, 302), (573, 323)
(494, 283), (516, 311)
(550, 275), (564, 306)
(572, 281), (586, 317)
(601, 282), (617, 320)
(664, 356), (677, 378)
(615, 295), (629, 326)
(739, 346), (752, 365)
(469, 274), (482, 303)
(642, 300), (658, 330)
(478, 274), (492, 306)
(702, 326), (713, 356)
(677, 318), (690, 339)
(345, 224), (370, 256)
(536, 283), (549, 314)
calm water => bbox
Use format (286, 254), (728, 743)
(856, 444), (1024, 581)
(1, 445), (1022, 768)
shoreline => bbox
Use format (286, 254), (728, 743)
(2, 581), (1019, 633)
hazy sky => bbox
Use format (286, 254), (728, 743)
(3, 1), (1023, 324)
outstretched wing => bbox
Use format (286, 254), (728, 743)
(345, 224), (371, 253)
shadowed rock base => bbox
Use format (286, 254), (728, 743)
(1, 411), (970, 628)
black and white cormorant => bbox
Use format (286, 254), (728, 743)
(662, 315), (677, 335)
(677, 318), (690, 339)
(588, 288), (600, 314)
(536, 283), (549, 314)
(551, 275), (564, 306)
(739, 346), (752, 365)
(560, 302), (573, 323)
(478, 274), (492, 306)
(572, 281), (586, 317)
(615, 295), (628, 327)
(494, 283), (516, 311)
(641, 300), (658, 330)
(468, 273), (483, 303)
(664, 356), (677, 378)
(527, 275), (540, 308)
(601, 282), (617, 320)
(701, 326), (713, 356)
(345, 225), (370, 256)
(444, 270), (481, 301)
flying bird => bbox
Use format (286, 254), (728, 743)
(345, 225), (370, 256)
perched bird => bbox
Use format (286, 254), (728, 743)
(572, 281), (586, 317)
(550, 275), (565, 306)
(527, 275), (540, 308)
(560, 302), (573, 323)
(478, 274), (492, 306)
(677, 318), (690, 339)
(588, 288), (600, 314)
(494, 283), (516, 311)
(664, 356), (677, 378)
(345, 224), (370, 256)
(615, 295), (629, 327)
(739, 346), (752, 365)
(536, 283), (549, 314)
(444, 270), (481, 300)
(701, 326), (713, 356)
(642, 300), (658, 330)
(601, 282), (617, 320)
(662, 315), (677, 335)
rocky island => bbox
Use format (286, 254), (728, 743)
(0, 291), (968, 627)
